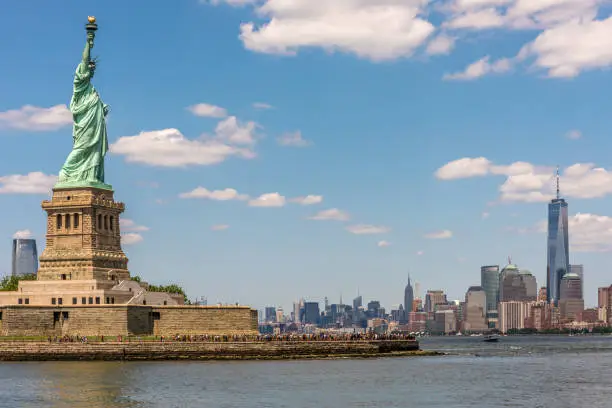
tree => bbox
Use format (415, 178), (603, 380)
(131, 276), (188, 303)
(0, 274), (36, 291)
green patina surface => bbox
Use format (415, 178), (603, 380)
(55, 22), (112, 191)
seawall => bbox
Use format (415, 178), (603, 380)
(0, 340), (426, 361)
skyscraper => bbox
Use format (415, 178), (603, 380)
(464, 286), (488, 332)
(480, 265), (500, 315)
(547, 168), (569, 305)
(425, 290), (447, 313)
(569, 264), (584, 299)
(11, 238), (38, 277)
(404, 275), (414, 322)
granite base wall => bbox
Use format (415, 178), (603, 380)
(0, 340), (420, 361)
(0, 305), (257, 337)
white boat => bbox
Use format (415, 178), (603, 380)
(483, 334), (500, 343)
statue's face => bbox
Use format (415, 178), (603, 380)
(89, 62), (96, 77)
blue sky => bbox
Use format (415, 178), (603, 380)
(1, 0), (612, 310)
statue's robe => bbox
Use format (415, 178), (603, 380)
(57, 60), (108, 185)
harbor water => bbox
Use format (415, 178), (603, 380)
(0, 335), (610, 407)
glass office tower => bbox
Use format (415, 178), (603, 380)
(481, 265), (500, 313)
(547, 197), (569, 305)
(11, 238), (38, 277)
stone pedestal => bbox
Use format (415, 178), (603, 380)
(37, 187), (130, 282)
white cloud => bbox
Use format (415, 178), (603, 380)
(437, 157), (612, 202)
(13, 229), (33, 239)
(565, 129), (582, 139)
(110, 127), (256, 167)
(120, 219), (150, 232)
(308, 208), (350, 221)
(0, 172), (56, 194)
(121, 233), (144, 245)
(518, 16), (612, 78)
(424, 230), (453, 239)
(482, 211), (490, 219)
(425, 34), (456, 55)
(445, 8), (506, 30)
(0, 105), (72, 131)
(438, 0), (610, 79)
(179, 187), (249, 201)
(215, 116), (258, 145)
(120, 219), (148, 245)
(187, 103), (228, 118)
(444, 56), (512, 80)
(290, 195), (323, 205)
(248, 193), (286, 207)
(377, 240), (391, 247)
(211, 224), (230, 231)
(234, 0), (435, 61)
(567, 213), (612, 252)
(346, 224), (390, 235)
(277, 131), (311, 147)
(518, 213), (612, 252)
(416, 250), (424, 256)
(435, 157), (491, 180)
(253, 102), (273, 110)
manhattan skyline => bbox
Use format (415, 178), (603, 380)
(1, 1), (612, 310)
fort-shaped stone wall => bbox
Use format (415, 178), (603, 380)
(0, 305), (257, 337)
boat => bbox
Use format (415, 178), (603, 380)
(483, 334), (500, 343)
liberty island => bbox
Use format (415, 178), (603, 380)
(0, 17), (258, 339)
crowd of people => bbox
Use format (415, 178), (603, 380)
(41, 332), (416, 343)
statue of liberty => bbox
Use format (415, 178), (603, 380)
(55, 17), (112, 190)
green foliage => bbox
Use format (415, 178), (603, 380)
(0, 274), (36, 291)
(131, 275), (188, 303)
(148, 283), (188, 303)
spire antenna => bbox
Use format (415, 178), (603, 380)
(556, 165), (560, 200)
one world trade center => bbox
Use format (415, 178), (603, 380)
(547, 168), (569, 305)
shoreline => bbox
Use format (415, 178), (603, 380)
(0, 340), (441, 362)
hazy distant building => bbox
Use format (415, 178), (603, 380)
(463, 286), (487, 332)
(525, 302), (553, 331)
(264, 306), (277, 323)
(569, 264), (584, 299)
(292, 299), (304, 323)
(404, 275), (414, 322)
(538, 287), (547, 302)
(414, 282), (421, 301)
(353, 295), (362, 311)
(425, 290), (447, 313)
(559, 272), (583, 321)
(499, 262), (537, 302)
(598, 287), (610, 322)
(433, 310), (456, 334)
(11, 238), (38, 277)
(547, 170), (570, 305)
(303, 302), (320, 325)
(560, 273), (582, 301)
(276, 307), (284, 323)
(499, 301), (534, 333)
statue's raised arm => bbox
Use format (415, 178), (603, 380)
(55, 16), (112, 191)
(75, 17), (97, 85)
